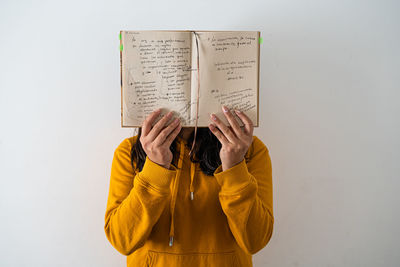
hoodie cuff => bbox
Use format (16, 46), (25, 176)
(138, 156), (177, 191)
(213, 158), (253, 194)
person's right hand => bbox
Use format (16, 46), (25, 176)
(139, 108), (182, 169)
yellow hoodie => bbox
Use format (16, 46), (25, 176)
(104, 134), (274, 267)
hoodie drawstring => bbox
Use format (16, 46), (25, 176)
(169, 138), (196, 246)
(169, 141), (184, 246)
(190, 161), (195, 200)
(169, 31), (201, 246)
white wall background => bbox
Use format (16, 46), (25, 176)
(1, 0), (399, 266)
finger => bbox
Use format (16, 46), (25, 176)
(142, 108), (162, 136)
(153, 117), (181, 146)
(164, 121), (182, 147)
(222, 105), (243, 138)
(209, 123), (229, 146)
(234, 110), (254, 136)
(147, 111), (174, 142)
(210, 113), (237, 143)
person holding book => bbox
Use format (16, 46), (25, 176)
(104, 104), (274, 267)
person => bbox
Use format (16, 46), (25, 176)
(104, 105), (274, 267)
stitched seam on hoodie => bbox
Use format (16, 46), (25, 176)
(135, 175), (170, 195)
(147, 250), (236, 255)
(218, 177), (256, 196)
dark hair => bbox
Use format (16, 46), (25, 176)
(131, 127), (222, 176)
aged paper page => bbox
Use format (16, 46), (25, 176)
(121, 31), (192, 127)
(191, 31), (259, 127)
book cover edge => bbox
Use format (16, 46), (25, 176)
(120, 30), (124, 128)
(257, 31), (260, 128)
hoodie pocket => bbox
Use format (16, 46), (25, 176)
(144, 250), (239, 267)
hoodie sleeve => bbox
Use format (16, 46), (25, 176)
(104, 138), (177, 256)
(213, 135), (274, 255)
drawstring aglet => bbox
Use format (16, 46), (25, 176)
(169, 236), (174, 246)
(190, 191), (194, 200)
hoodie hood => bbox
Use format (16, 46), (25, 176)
(169, 135), (197, 246)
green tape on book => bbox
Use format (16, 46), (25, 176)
(119, 33), (121, 40)
(120, 44), (123, 51)
(259, 37), (263, 44)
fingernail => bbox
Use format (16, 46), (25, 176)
(222, 105), (229, 113)
(210, 114), (217, 120)
(234, 109), (241, 114)
(174, 118), (180, 124)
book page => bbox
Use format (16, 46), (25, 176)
(191, 31), (259, 127)
(121, 31), (192, 127)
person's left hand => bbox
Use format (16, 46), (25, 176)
(209, 105), (254, 171)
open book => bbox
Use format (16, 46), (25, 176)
(120, 30), (260, 127)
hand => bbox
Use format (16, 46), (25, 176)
(208, 105), (254, 171)
(140, 108), (182, 169)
